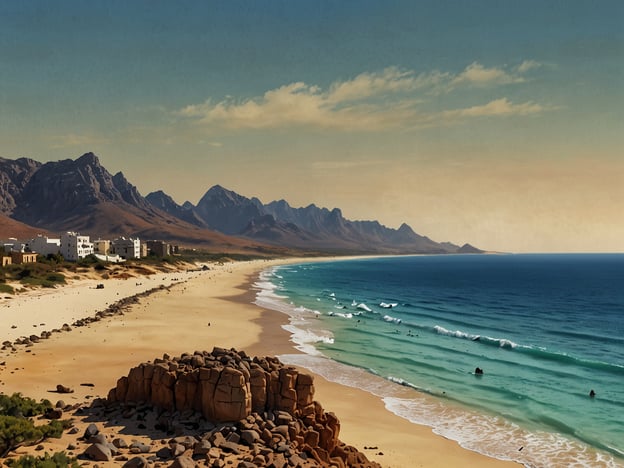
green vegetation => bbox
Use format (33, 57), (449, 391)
(0, 263), (66, 290)
(177, 249), (268, 263)
(5, 451), (79, 468)
(0, 246), (275, 293)
(0, 394), (52, 417)
(0, 394), (71, 458)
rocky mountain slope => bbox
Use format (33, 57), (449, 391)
(0, 154), (275, 253)
(150, 185), (481, 254)
(0, 153), (482, 254)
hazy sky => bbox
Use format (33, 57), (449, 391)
(1, 1), (622, 252)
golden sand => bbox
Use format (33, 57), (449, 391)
(0, 258), (517, 467)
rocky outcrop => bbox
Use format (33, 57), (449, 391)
(106, 348), (381, 467)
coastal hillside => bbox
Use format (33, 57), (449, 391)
(0, 153), (482, 254)
(0, 154), (277, 254)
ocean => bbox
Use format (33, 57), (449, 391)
(253, 254), (624, 468)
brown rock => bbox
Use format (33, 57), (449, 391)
(84, 443), (112, 461)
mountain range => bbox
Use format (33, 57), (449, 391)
(0, 153), (482, 255)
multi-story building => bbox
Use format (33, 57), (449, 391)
(111, 237), (141, 259)
(140, 242), (148, 258)
(146, 240), (170, 257)
(60, 232), (94, 261)
(93, 239), (111, 255)
(10, 251), (38, 264)
(21, 235), (61, 256)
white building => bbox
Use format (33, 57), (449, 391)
(21, 235), (61, 256)
(111, 237), (141, 259)
(60, 232), (94, 261)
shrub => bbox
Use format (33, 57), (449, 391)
(0, 394), (51, 418)
(5, 451), (79, 468)
(0, 394), (69, 457)
(0, 415), (41, 456)
(44, 273), (65, 284)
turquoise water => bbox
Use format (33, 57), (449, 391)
(253, 254), (624, 467)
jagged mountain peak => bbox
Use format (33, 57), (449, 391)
(76, 151), (100, 165)
(458, 243), (484, 254)
(397, 223), (414, 233)
(0, 154), (482, 254)
(145, 190), (176, 209)
(195, 185), (265, 235)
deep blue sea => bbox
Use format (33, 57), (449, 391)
(254, 254), (624, 468)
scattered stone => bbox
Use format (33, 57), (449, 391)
(123, 457), (150, 467)
(56, 384), (74, 393)
(84, 423), (100, 439)
(88, 433), (108, 445)
(44, 407), (63, 419)
(85, 442), (113, 461)
(113, 437), (129, 449)
(169, 455), (196, 468)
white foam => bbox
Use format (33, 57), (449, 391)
(256, 266), (623, 468)
(434, 325), (479, 340)
(356, 303), (372, 312)
(281, 325), (334, 356)
(383, 314), (402, 324)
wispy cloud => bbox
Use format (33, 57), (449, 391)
(177, 61), (549, 132)
(439, 98), (546, 120)
(450, 62), (526, 88)
(50, 133), (108, 149)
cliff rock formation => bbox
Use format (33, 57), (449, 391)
(106, 347), (381, 467)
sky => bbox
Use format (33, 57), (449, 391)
(1, 1), (622, 253)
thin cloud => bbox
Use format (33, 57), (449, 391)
(50, 133), (108, 149)
(177, 61), (550, 132)
(450, 62), (526, 88)
(516, 59), (543, 74)
(440, 98), (545, 120)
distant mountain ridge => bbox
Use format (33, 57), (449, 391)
(0, 153), (482, 255)
(146, 184), (482, 255)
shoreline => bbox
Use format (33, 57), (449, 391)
(247, 261), (519, 468)
(0, 257), (517, 467)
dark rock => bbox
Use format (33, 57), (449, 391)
(156, 447), (173, 459)
(56, 384), (74, 393)
(84, 423), (100, 439)
(122, 457), (150, 467)
(44, 408), (63, 419)
(240, 429), (259, 446)
(112, 437), (129, 449)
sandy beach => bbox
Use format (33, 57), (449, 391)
(0, 258), (518, 467)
